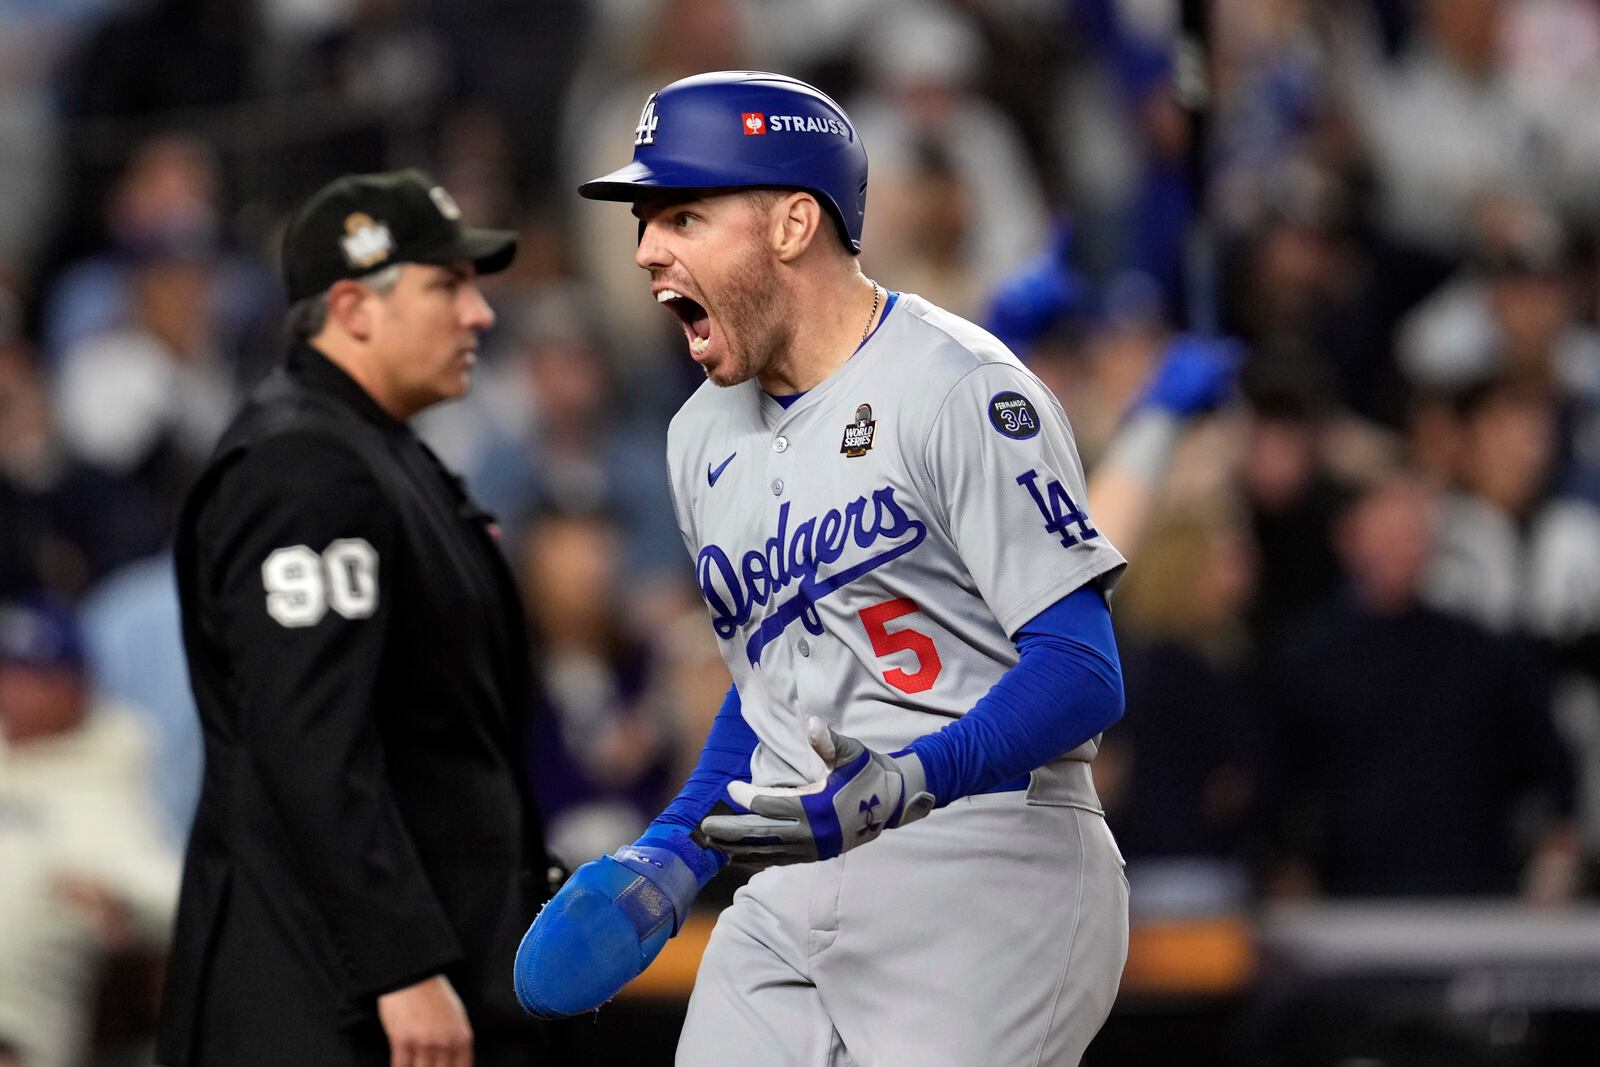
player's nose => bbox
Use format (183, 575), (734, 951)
(635, 220), (673, 272)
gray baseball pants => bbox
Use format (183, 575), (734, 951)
(676, 790), (1129, 1066)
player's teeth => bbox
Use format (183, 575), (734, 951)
(690, 336), (710, 355)
(657, 289), (682, 303)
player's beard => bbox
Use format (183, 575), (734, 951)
(705, 243), (794, 388)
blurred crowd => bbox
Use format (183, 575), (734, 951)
(4, 0), (1600, 1063)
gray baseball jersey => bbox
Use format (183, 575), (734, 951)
(668, 292), (1130, 1065)
(667, 291), (1126, 793)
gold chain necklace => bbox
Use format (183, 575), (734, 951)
(861, 282), (882, 346)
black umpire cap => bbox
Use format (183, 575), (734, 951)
(281, 168), (517, 302)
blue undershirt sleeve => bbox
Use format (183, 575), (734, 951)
(644, 684), (757, 879)
(906, 583), (1124, 805)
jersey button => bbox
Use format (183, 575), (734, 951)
(771, 479), (784, 496)
(773, 436), (789, 453)
(797, 638), (811, 657)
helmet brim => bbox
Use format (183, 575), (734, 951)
(579, 159), (778, 202)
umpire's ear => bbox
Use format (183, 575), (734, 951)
(326, 277), (380, 342)
(769, 191), (824, 264)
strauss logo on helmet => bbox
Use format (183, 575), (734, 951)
(742, 112), (767, 135)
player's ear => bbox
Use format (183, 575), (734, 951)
(326, 278), (376, 341)
(769, 191), (822, 263)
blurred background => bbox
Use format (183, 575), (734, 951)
(4, 0), (1600, 1064)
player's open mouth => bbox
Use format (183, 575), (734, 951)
(657, 288), (713, 358)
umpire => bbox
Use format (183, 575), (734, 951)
(157, 170), (557, 1067)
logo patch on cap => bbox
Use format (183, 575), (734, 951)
(428, 186), (462, 220)
(840, 403), (876, 457)
(743, 112), (767, 136)
(340, 212), (394, 269)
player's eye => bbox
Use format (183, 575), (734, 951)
(674, 212), (696, 229)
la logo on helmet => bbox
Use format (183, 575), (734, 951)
(634, 94), (660, 146)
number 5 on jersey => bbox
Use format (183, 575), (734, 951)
(262, 539), (379, 628)
(859, 598), (942, 694)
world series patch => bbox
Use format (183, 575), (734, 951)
(988, 391), (1040, 440)
(840, 403), (876, 457)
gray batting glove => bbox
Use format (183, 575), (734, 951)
(699, 717), (936, 866)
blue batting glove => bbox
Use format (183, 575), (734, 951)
(985, 220), (1090, 354)
(512, 830), (715, 1017)
(1134, 334), (1244, 418)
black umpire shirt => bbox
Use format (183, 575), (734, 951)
(158, 343), (553, 1066)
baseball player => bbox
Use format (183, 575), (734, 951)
(515, 71), (1129, 1065)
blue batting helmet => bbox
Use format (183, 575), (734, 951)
(580, 70), (869, 253)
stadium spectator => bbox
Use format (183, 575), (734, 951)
(0, 0), (109, 275)
(853, 0), (1051, 315)
(1099, 501), (1260, 909)
(519, 505), (677, 865)
(0, 328), (169, 592)
(1238, 387), (1348, 650)
(1348, 0), (1527, 262)
(79, 551), (200, 845)
(43, 133), (228, 362)
(1424, 376), (1600, 859)
(1222, 188), (1394, 425)
(52, 231), (236, 505)
(0, 595), (180, 1067)
(1426, 376), (1600, 643)
(1398, 199), (1600, 500)
(1497, 0), (1600, 227)
(1262, 472), (1578, 899)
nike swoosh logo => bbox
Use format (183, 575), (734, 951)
(708, 452), (737, 487)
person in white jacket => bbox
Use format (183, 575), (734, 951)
(0, 595), (180, 1067)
